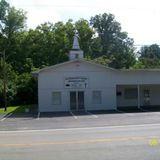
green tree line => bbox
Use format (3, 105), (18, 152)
(1, 0), (160, 108)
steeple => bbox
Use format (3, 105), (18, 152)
(69, 32), (84, 60)
(72, 33), (80, 50)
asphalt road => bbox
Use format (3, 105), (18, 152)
(0, 123), (160, 160)
(0, 111), (160, 160)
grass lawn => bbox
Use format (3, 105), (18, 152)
(0, 105), (32, 114)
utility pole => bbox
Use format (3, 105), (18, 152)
(2, 50), (7, 111)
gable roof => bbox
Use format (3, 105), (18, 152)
(32, 59), (116, 76)
(32, 58), (160, 77)
(120, 68), (160, 72)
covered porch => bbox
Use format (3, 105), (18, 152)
(116, 84), (160, 109)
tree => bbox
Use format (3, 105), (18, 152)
(75, 19), (94, 57)
(90, 13), (136, 68)
(0, 0), (26, 110)
(0, 0), (27, 70)
(24, 22), (69, 68)
(0, 59), (17, 107)
(90, 13), (120, 55)
(137, 44), (160, 68)
(136, 58), (160, 69)
(15, 73), (37, 105)
(0, 0), (9, 26)
(109, 52), (136, 69)
(0, 0), (27, 69)
(0, 0), (27, 48)
(92, 55), (111, 66)
(139, 44), (160, 59)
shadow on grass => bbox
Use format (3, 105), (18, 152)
(1, 105), (38, 119)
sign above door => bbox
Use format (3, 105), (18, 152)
(65, 77), (88, 89)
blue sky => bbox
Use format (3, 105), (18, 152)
(8, 0), (160, 46)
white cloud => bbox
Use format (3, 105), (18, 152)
(10, 0), (61, 28)
(9, 0), (160, 45)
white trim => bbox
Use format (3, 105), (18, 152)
(70, 111), (78, 119)
(115, 109), (125, 113)
(32, 59), (116, 74)
(76, 92), (78, 111)
(137, 84), (140, 109)
(85, 111), (98, 118)
(0, 113), (12, 122)
(36, 112), (40, 120)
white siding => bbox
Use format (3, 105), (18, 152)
(38, 60), (160, 112)
(38, 61), (117, 112)
(117, 85), (160, 107)
(115, 71), (160, 85)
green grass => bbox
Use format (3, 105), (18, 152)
(0, 105), (31, 114)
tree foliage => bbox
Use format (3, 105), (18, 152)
(0, 60), (17, 107)
(90, 13), (136, 68)
(137, 44), (160, 68)
(1, 0), (159, 107)
(139, 44), (160, 59)
(75, 19), (94, 57)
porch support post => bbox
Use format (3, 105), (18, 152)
(137, 84), (140, 108)
(76, 91), (78, 111)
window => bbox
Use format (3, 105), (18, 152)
(117, 91), (122, 96)
(124, 88), (137, 99)
(92, 91), (102, 104)
(144, 89), (150, 105)
(144, 89), (150, 98)
(75, 54), (79, 59)
(52, 92), (61, 105)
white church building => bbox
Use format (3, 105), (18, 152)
(33, 35), (160, 112)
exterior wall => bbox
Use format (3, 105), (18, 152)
(140, 85), (160, 106)
(69, 50), (84, 60)
(115, 71), (160, 85)
(117, 85), (138, 107)
(38, 60), (160, 112)
(117, 85), (160, 107)
(38, 61), (117, 112)
(116, 71), (160, 108)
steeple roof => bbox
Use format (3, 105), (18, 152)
(69, 32), (84, 60)
(72, 33), (80, 50)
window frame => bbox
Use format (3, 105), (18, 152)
(92, 90), (102, 104)
(52, 92), (62, 105)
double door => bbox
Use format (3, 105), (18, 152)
(70, 91), (84, 111)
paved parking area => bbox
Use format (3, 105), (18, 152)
(0, 108), (160, 131)
(0, 107), (160, 121)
